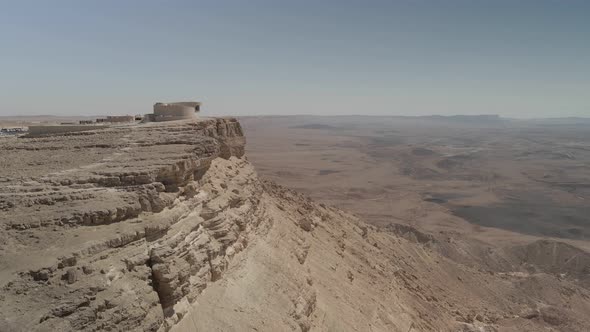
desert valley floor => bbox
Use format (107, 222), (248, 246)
(242, 115), (590, 249)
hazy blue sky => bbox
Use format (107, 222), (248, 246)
(0, 0), (588, 117)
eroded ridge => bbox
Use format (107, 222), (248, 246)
(0, 118), (253, 331)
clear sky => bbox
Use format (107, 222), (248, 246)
(0, 0), (588, 118)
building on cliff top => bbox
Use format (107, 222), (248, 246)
(143, 101), (201, 122)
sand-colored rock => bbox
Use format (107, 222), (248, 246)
(1, 117), (589, 332)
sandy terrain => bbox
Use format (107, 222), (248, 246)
(1, 116), (589, 331)
(242, 115), (590, 249)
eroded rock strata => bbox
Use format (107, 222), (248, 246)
(0, 118), (254, 330)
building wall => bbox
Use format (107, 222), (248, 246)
(153, 103), (197, 122)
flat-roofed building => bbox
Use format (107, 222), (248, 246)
(146, 102), (201, 122)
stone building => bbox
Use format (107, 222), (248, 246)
(144, 102), (201, 122)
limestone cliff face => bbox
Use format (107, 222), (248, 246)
(0, 118), (257, 331)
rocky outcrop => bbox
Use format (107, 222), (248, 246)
(0, 118), (253, 331)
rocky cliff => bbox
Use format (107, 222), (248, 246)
(0, 118), (255, 330)
(1, 118), (590, 332)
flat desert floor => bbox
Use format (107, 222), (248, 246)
(241, 115), (590, 251)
